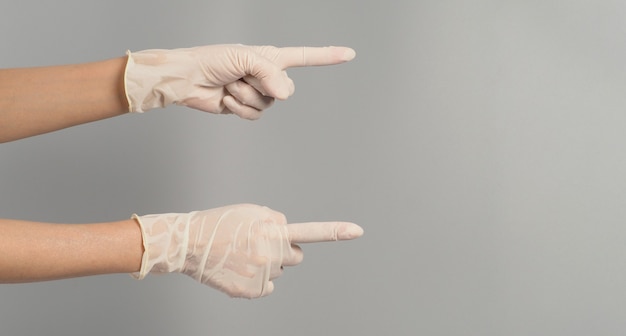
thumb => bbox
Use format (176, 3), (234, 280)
(238, 49), (294, 100)
(287, 222), (364, 244)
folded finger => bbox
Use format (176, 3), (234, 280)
(269, 266), (284, 280)
(244, 72), (294, 101)
(223, 95), (263, 120)
(282, 244), (304, 266)
(259, 281), (275, 298)
(226, 80), (275, 110)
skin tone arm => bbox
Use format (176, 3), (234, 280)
(0, 58), (138, 281)
(0, 57), (129, 143)
(0, 218), (143, 282)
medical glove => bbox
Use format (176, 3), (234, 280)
(131, 204), (363, 298)
(124, 44), (356, 119)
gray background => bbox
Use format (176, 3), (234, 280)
(2, 0), (626, 335)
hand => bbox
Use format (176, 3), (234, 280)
(124, 44), (356, 119)
(132, 204), (363, 298)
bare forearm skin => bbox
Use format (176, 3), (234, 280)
(0, 218), (143, 282)
(0, 57), (129, 143)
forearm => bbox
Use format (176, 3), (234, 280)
(0, 57), (129, 143)
(0, 218), (143, 283)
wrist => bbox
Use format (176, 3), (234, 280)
(131, 213), (189, 279)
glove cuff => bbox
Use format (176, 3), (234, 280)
(123, 51), (137, 113)
(129, 214), (150, 279)
(124, 49), (173, 113)
(130, 213), (190, 280)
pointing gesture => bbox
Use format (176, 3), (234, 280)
(124, 44), (355, 119)
(287, 221), (364, 244)
(269, 46), (357, 69)
(132, 204), (363, 299)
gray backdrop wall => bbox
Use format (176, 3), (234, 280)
(2, 1), (626, 335)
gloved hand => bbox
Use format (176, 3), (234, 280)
(124, 44), (356, 119)
(131, 204), (363, 298)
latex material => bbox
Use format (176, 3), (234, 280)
(132, 204), (363, 298)
(124, 44), (356, 119)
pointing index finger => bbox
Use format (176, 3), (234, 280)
(276, 46), (356, 69)
(287, 221), (364, 244)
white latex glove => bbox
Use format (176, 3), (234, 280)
(124, 44), (356, 119)
(131, 204), (363, 299)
